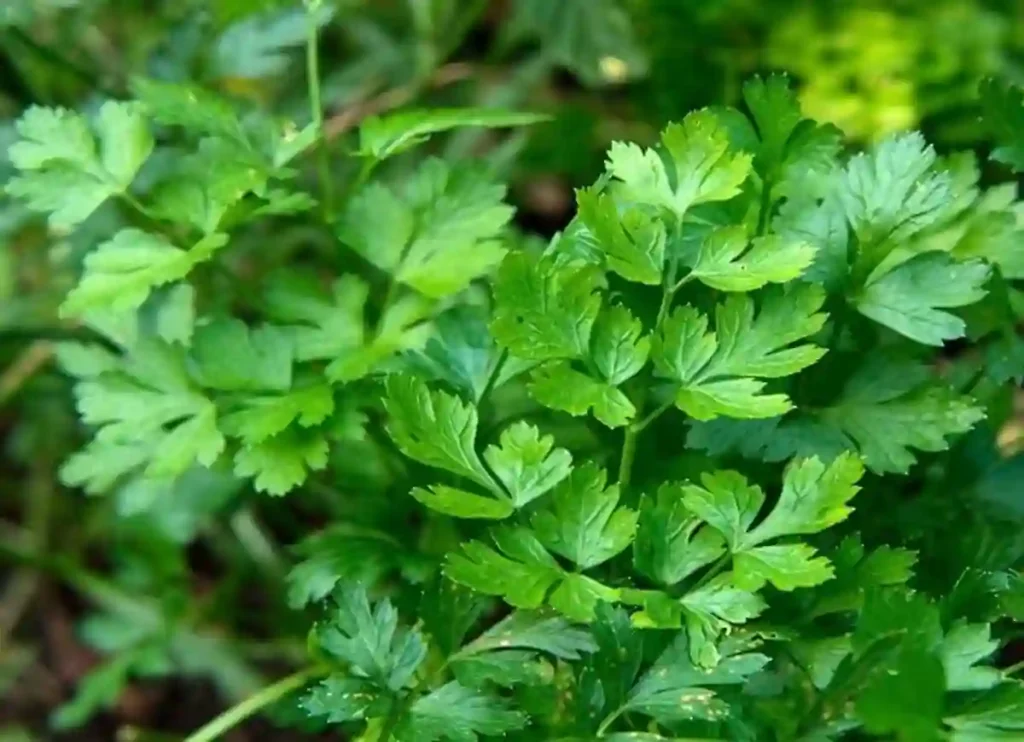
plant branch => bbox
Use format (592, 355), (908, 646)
(324, 63), (474, 140)
(183, 666), (327, 742)
(0, 340), (54, 407)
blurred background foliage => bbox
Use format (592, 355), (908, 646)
(0, 0), (1022, 740)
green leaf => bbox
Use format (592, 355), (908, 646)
(623, 631), (769, 724)
(7, 102), (152, 229)
(302, 675), (384, 724)
(856, 253), (990, 346)
(578, 603), (644, 719)
(458, 611), (597, 660)
(264, 272), (367, 362)
(576, 186), (666, 284)
(679, 225), (816, 292)
(190, 318), (293, 392)
(131, 77), (246, 143)
(634, 483), (726, 586)
(677, 579), (767, 667)
(856, 643), (945, 741)
(64, 338), (224, 484)
(338, 159), (510, 298)
(62, 230), (228, 316)
(450, 650), (551, 689)
(482, 421), (573, 508)
(739, 74), (842, 198)
(411, 485), (515, 520)
(233, 430), (328, 495)
(686, 357), (985, 473)
(606, 110), (752, 218)
(444, 526), (563, 611)
(286, 524), (399, 608)
(395, 681), (527, 741)
(403, 306), (502, 402)
(946, 683), (1024, 739)
(549, 573), (621, 623)
(529, 361), (635, 428)
(652, 285), (827, 420)
(315, 583), (426, 692)
(383, 375), (495, 490)
(732, 543), (835, 591)
(743, 453), (864, 546)
(221, 383), (334, 445)
(838, 133), (952, 249)
(980, 78), (1024, 173)
(591, 304), (650, 386)
(942, 623), (1002, 692)
(683, 455), (862, 592)
(491, 253), (603, 361)
(811, 536), (918, 616)
(532, 463), (637, 570)
(359, 108), (549, 161)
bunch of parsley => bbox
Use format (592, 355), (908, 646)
(4, 8), (1024, 735)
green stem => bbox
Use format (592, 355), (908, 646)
(1003, 659), (1024, 678)
(694, 554), (730, 589)
(595, 706), (625, 736)
(631, 397), (675, 433)
(306, 9), (334, 220)
(479, 349), (509, 404)
(618, 424), (640, 490)
(183, 666), (327, 742)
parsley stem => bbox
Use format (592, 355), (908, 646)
(1003, 659), (1024, 678)
(183, 666), (327, 742)
(306, 7), (334, 220)
(618, 424), (640, 490)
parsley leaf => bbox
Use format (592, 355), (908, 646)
(576, 186), (666, 284)
(338, 159), (510, 299)
(606, 111), (752, 218)
(682, 454), (863, 591)
(855, 253), (990, 346)
(62, 230), (227, 316)
(678, 225), (816, 292)
(491, 252), (603, 361)
(652, 285), (827, 420)
(980, 78), (1024, 173)
(531, 463), (638, 570)
(7, 102), (152, 229)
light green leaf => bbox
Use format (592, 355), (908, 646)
(838, 133), (952, 249)
(411, 485), (514, 520)
(62, 230), (227, 316)
(233, 431), (328, 495)
(942, 623), (1002, 692)
(591, 304), (650, 386)
(549, 573), (621, 623)
(681, 470), (764, 550)
(190, 318), (293, 392)
(678, 578), (767, 667)
(744, 453), (864, 546)
(653, 285), (827, 420)
(530, 362), (635, 428)
(338, 159), (511, 298)
(532, 463), (637, 569)
(576, 186), (666, 284)
(680, 225), (816, 292)
(359, 107), (549, 161)
(264, 272), (367, 362)
(482, 421), (573, 508)
(383, 374), (494, 489)
(220, 383), (334, 444)
(856, 253), (990, 346)
(6, 102), (152, 229)
(491, 253), (603, 361)
(131, 77), (246, 143)
(444, 527), (562, 611)
(733, 543), (835, 591)
(607, 110), (752, 218)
